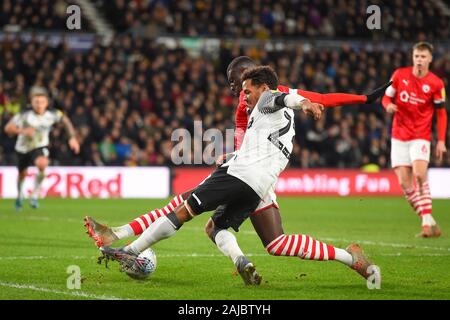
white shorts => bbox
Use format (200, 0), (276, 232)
(253, 184), (279, 214)
(391, 139), (430, 168)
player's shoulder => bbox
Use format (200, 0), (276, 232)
(277, 85), (290, 93)
(426, 71), (445, 86)
(47, 108), (64, 117)
(15, 107), (32, 117)
(393, 67), (412, 76)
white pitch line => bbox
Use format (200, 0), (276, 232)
(0, 281), (127, 300)
(2, 251), (450, 262)
(318, 237), (450, 252)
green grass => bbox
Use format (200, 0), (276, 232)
(0, 197), (450, 300)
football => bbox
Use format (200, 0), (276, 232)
(124, 248), (157, 280)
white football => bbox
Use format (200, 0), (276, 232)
(124, 248), (157, 280)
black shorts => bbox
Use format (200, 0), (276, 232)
(16, 147), (50, 172)
(186, 166), (260, 232)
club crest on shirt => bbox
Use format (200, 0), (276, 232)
(422, 84), (430, 93)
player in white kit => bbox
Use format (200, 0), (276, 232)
(4, 87), (80, 210)
(99, 66), (377, 284)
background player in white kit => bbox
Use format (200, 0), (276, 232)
(99, 66), (376, 283)
(4, 86), (80, 210)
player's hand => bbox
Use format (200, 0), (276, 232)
(366, 80), (393, 103)
(21, 127), (35, 137)
(302, 100), (324, 120)
(436, 141), (447, 162)
(386, 103), (398, 114)
(69, 137), (80, 154)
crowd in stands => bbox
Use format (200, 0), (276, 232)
(0, 0), (92, 31)
(1, 0), (448, 41)
(0, 0), (449, 169)
(1, 34), (449, 169)
(94, 0), (450, 41)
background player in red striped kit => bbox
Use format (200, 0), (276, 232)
(85, 57), (389, 284)
(382, 42), (447, 238)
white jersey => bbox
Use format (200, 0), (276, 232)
(11, 109), (63, 153)
(223, 90), (295, 198)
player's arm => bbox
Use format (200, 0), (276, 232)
(382, 70), (399, 113)
(258, 90), (323, 120)
(234, 101), (248, 150)
(434, 85), (447, 161)
(296, 81), (392, 108)
(60, 113), (80, 154)
(4, 114), (35, 137)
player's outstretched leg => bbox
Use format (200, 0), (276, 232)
(266, 234), (377, 280)
(84, 193), (190, 247)
(126, 193), (188, 236)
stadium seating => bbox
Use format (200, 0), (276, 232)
(0, 1), (449, 168)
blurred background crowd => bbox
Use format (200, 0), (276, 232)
(0, 0), (449, 169)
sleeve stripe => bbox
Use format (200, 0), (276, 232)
(385, 85), (396, 97)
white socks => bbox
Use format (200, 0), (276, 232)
(214, 229), (245, 265)
(125, 215), (177, 254)
(422, 214), (436, 227)
(17, 179), (25, 200)
(334, 248), (353, 266)
(112, 224), (135, 240)
(31, 171), (45, 199)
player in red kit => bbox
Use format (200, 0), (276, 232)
(382, 42), (447, 238)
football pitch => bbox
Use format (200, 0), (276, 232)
(0, 197), (449, 300)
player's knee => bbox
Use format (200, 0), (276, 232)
(415, 174), (427, 186)
(398, 176), (413, 190)
(35, 157), (48, 171)
(174, 206), (191, 224)
(19, 170), (28, 179)
(399, 181), (412, 191)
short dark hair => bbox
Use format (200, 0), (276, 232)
(413, 41), (434, 54)
(226, 56), (257, 74)
(241, 66), (279, 90)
